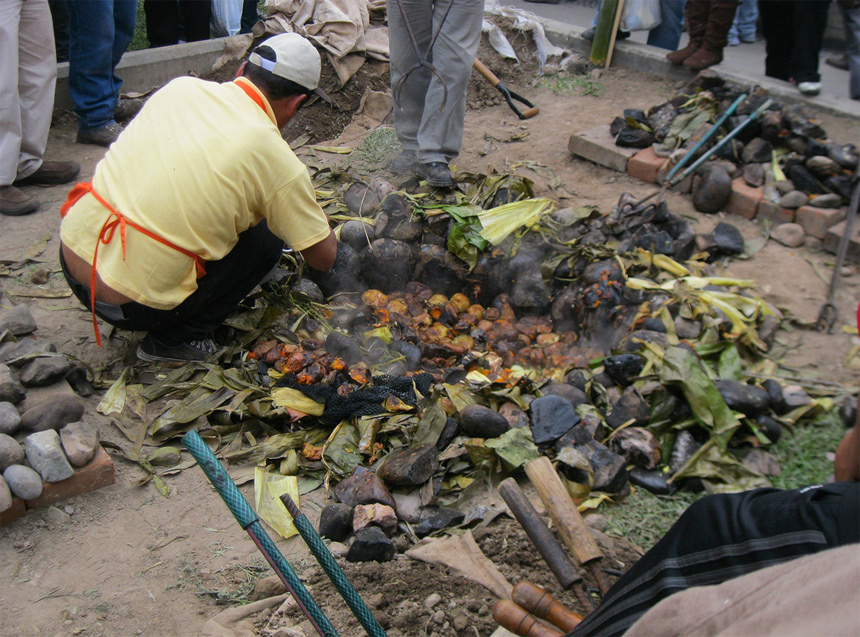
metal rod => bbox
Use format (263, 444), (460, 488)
(663, 92), (748, 184)
(280, 494), (388, 637)
(182, 431), (339, 637)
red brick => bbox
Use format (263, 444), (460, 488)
(627, 147), (669, 184)
(756, 201), (795, 225)
(725, 178), (762, 220)
(824, 220), (860, 264)
(568, 125), (638, 173)
(796, 205), (846, 239)
(25, 445), (115, 509)
(0, 497), (26, 527)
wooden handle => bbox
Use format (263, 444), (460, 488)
(525, 457), (603, 566)
(521, 107), (540, 119)
(493, 600), (564, 637)
(499, 478), (582, 589)
(473, 58), (501, 87)
(513, 582), (583, 632)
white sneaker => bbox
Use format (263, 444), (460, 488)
(798, 82), (821, 96)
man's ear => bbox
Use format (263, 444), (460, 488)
(235, 61), (247, 78)
(285, 93), (308, 116)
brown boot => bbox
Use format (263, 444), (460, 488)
(666, 0), (710, 64)
(14, 161), (81, 187)
(684, 1), (738, 70)
(0, 186), (40, 216)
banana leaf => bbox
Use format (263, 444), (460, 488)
(672, 439), (771, 493)
(97, 367), (130, 416)
(149, 386), (236, 441)
(485, 427), (539, 471)
(322, 423), (362, 478)
(413, 401), (448, 447)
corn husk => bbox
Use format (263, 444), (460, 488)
(477, 198), (555, 246)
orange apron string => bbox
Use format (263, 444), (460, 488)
(61, 182), (207, 346)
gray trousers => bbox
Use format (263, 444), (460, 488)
(839, 2), (860, 100)
(0, 0), (56, 186)
(387, 0), (484, 165)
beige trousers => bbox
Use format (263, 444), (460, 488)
(0, 0), (57, 186)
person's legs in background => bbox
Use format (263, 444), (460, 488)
(241, 0), (258, 34)
(727, 0), (757, 45)
(682, 0), (738, 70)
(47, 0), (69, 62)
(757, 0), (793, 82)
(143, 0), (179, 47)
(179, 0), (211, 42)
(646, 0), (685, 51)
(667, 0), (710, 63)
(68, 0), (136, 146)
(791, 0), (832, 95)
(842, 1), (860, 100)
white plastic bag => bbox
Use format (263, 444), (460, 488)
(621, 0), (662, 32)
(211, 0), (242, 37)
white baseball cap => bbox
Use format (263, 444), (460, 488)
(249, 33), (328, 99)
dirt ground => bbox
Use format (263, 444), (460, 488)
(1, 38), (859, 637)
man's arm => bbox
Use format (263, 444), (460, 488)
(300, 228), (337, 271)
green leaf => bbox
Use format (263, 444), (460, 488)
(323, 423), (362, 478)
(97, 367), (130, 416)
(485, 427), (539, 471)
(413, 401), (448, 447)
(718, 344), (743, 380)
(672, 440), (771, 493)
(149, 387), (237, 441)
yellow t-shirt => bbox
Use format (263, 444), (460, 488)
(60, 76), (331, 310)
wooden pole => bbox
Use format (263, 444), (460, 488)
(605, 0), (627, 70)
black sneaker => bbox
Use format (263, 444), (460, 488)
(389, 150), (418, 174)
(137, 335), (218, 363)
(417, 162), (455, 188)
(582, 26), (630, 41)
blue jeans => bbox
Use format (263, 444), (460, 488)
(68, 0), (136, 132)
(728, 0), (758, 43)
(591, 0), (686, 51)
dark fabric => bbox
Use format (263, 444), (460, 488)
(144, 0), (212, 47)
(703, 1), (739, 51)
(567, 482), (860, 637)
(61, 220), (284, 346)
(759, 0), (831, 83)
(241, 0), (258, 34)
(48, 0), (69, 63)
(685, 0), (715, 44)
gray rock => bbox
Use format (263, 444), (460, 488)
(369, 177), (396, 202)
(59, 421), (99, 467)
(458, 405), (510, 439)
(809, 193), (842, 209)
(0, 364), (26, 405)
(384, 218), (423, 243)
(539, 383), (589, 409)
(0, 475), (12, 512)
(742, 163), (765, 188)
(805, 155), (839, 177)
(3, 464), (43, 500)
(560, 53), (589, 75)
(782, 385), (812, 409)
(345, 526), (395, 562)
(0, 338), (57, 366)
(529, 395), (580, 446)
(46, 505), (71, 525)
(612, 427), (661, 469)
(318, 503), (354, 541)
(0, 305), (37, 336)
(343, 182), (381, 216)
(334, 467), (396, 508)
(415, 506), (465, 537)
(780, 190), (808, 209)
(0, 433), (24, 471)
(392, 492), (423, 524)
(771, 223), (805, 247)
(693, 166), (732, 213)
(606, 386), (650, 428)
(0, 401), (21, 435)
(19, 356), (72, 388)
(580, 440), (629, 494)
(340, 220), (375, 251)
(291, 278), (325, 304)
(377, 443), (439, 486)
(741, 138), (773, 163)
(674, 317), (702, 340)
(711, 222), (744, 256)
(20, 394), (85, 432)
(24, 429), (75, 482)
(774, 180), (796, 195)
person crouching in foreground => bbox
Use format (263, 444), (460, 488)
(59, 33), (337, 363)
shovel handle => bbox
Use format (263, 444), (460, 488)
(513, 582), (583, 632)
(473, 58), (501, 87)
(493, 600), (564, 637)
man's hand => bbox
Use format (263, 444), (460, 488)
(300, 229), (337, 271)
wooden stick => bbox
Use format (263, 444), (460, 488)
(513, 582), (584, 632)
(605, 0), (627, 70)
(493, 600), (564, 637)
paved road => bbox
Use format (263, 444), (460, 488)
(502, 0), (859, 113)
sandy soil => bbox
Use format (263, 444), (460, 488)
(1, 47), (858, 637)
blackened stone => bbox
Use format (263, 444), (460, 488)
(340, 219), (375, 251)
(741, 138), (773, 164)
(377, 443), (439, 486)
(610, 116), (627, 137)
(346, 526), (396, 562)
(782, 385), (812, 410)
(335, 467), (396, 508)
(583, 259), (624, 285)
(381, 192), (412, 220)
(529, 396), (579, 446)
(391, 340), (422, 371)
(603, 354), (644, 386)
(318, 503), (355, 541)
(19, 356), (71, 388)
(592, 371), (616, 389)
(554, 417), (600, 450)
(499, 403), (529, 429)
(309, 243), (363, 297)
(788, 164), (825, 194)
(580, 441), (628, 494)
(635, 230), (675, 255)
(436, 417), (460, 451)
(711, 222), (744, 256)
(762, 380), (788, 415)
(415, 506), (465, 537)
(556, 445), (594, 485)
(458, 405), (510, 439)
(739, 447), (781, 476)
(693, 166), (732, 213)
(413, 244), (468, 298)
(760, 111), (784, 144)
(565, 370), (588, 392)
(742, 163), (765, 188)
(782, 104), (826, 139)
(623, 108), (647, 123)
(669, 430), (701, 474)
(0, 338), (57, 366)
(839, 395), (858, 428)
(510, 272), (552, 312)
(714, 138), (743, 162)
(824, 174), (853, 201)
(20, 395), (85, 432)
(612, 427), (661, 469)
(292, 278), (325, 304)
(673, 230), (697, 261)
(629, 467), (675, 495)
(540, 383), (589, 409)
(806, 155), (839, 178)
(641, 317), (667, 333)
(756, 414), (782, 443)
(615, 127), (653, 148)
(714, 379), (770, 416)
(325, 331), (364, 366)
(826, 142), (858, 169)
(65, 366), (94, 397)
(385, 218), (423, 242)
(362, 239), (415, 294)
(606, 386), (650, 428)
(344, 182), (381, 216)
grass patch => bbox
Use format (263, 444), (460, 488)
(769, 414), (844, 489)
(539, 75), (603, 97)
(604, 488), (700, 551)
(349, 127), (401, 170)
(129, 0), (149, 52)
(169, 553), (270, 605)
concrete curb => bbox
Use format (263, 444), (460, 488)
(539, 18), (860, 121)
(54, 39), (228, 112)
